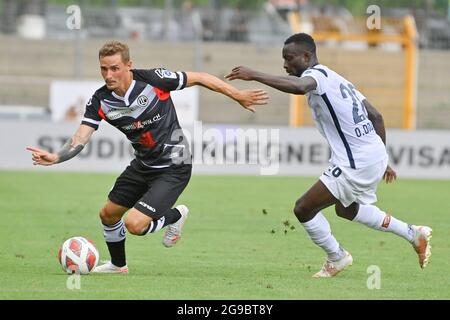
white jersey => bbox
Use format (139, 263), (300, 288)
(300, 64), (387, 169)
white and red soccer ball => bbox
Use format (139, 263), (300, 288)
(58, 237), (99, 274)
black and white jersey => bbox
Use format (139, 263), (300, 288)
(82, 68), (191, 169)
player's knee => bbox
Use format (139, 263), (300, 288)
(335, 206), (346, 218)
(99, 206), (116, 225)
(335, 204), (358, 221)
(293, 199), (312, 222)
(124, 218), (148, 235)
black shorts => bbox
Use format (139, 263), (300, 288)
(108, 161), (192, 219)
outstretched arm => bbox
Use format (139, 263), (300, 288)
(225, 66), (317, 95)
(363, 99), (396, 183)
(185, 71), (268, 112)
(26, 124), (95, 166)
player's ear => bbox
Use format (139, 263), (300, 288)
(303, 51), (312, 63)
(126, 59), (133, 70)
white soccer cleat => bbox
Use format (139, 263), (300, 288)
(313, 251), (353, 278)
(162, 205), (189, 248)
(92, 261), (129, 274)
(411, 225), (433, 269)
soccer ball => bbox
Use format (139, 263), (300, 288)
(58, 237), (99, 274)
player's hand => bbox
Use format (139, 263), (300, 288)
(383, 165), (397, 183)
(26, 146), (58, 166)
(225, 66), (257, 81)
(236, 89), (269, 113)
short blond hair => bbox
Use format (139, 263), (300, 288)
(99, 41), (130, 62)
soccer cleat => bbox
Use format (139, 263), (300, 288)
(92, 261), (129, 274)
(312, 251), (353, 278)
(411, 225), (433, 269)
(162, 205), (189, 248)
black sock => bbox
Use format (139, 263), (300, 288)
(142, 208), (182, 235)
(106, 239), (126, 267)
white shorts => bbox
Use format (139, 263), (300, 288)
(319, 156), (388, 208)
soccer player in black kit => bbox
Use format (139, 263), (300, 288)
(26, 41), (268, 273)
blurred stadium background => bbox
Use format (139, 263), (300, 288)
(1, 0), (450, 128)
(1, 0), (450, 300)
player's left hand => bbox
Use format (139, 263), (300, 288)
(383, 165), (397, 183)
(236, 89), (269, 112)
(225, 66), (257, 81)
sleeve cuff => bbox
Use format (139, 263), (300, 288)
(81, 119), (100, 130)
(176, 71), (187, 90)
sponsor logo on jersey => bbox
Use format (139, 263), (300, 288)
(105, 109), (132, 120)
(102, 94), (152, 120)
(132, 121), (144, 130)
(121, 113), (163, 131)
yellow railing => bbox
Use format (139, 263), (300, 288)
(287, 12), (418, 129)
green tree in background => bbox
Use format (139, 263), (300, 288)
(42, 0), (449, 16)
(313, 0), (448, 16)
(46, 0), (265, 9)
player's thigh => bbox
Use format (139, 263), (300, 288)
(294, 180), (337, 218)
(108, 164), (148, 210)
(134, 164), (192, 220)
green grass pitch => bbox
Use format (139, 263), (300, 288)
(0, 170), (449, 299)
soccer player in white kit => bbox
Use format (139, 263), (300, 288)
(227, 33), (432, 277)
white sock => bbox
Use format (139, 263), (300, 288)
(143, 208), (182, 235)
(145, 216), (166, 234)
(353, 205), (414, 242)
(102, 219), (126, 242)
(301, 212), (346, 262)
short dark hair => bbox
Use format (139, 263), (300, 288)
(284, 33), (316, 54)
